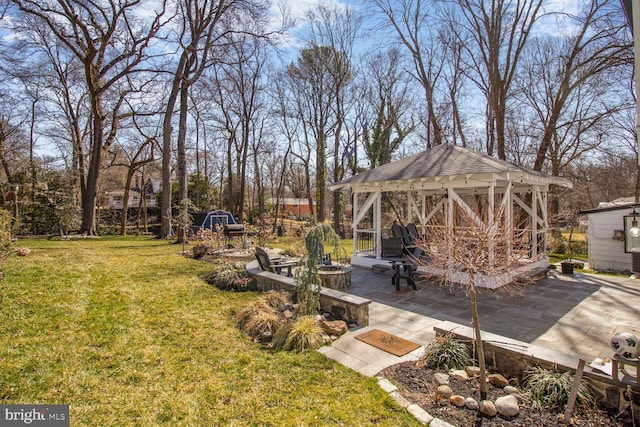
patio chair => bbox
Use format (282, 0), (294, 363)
(406, 223), (422, 242)
(391, 223), (421, 257)
(380, 237), (404, 259)
(255, 247), (298, 277)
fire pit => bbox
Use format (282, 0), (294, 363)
(318, 265), (352, 290)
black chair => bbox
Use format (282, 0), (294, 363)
(391, 223), (421, 257)
(381, 237), (404, 259)
(255, 247), (298, 277)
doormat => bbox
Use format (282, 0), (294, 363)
(355, 329), (421, 357)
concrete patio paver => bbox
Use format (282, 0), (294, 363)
(321, 266), (640, 377)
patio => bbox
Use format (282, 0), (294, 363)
(339, 265), (640, 362)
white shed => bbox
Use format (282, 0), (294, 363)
(580, 203), (636, 273)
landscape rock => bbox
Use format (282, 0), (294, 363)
(319, 320), (348, 336)
(407, 404), (434, 425)
(495, 395), (520, 417)
(480, 400), (497, 417)
(466, 366), (481, 377)
(283, 310), (294, 320)
(504, 385), (519, 395)
(429, 419), (457, 427)
(450, 395), (466, 407)
(488, 373), (509, 387)
(281, 304), (295, 312)
(465, 397), (479, 410)
(449, 369), (469, 381)
(437, 385), (452, 399)
(434, 373), (450, 385)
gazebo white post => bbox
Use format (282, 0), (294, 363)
(446, 186), (454, 273)
(375, 189), (382, 259)
(531, 186), (539, 258)
(488, 179), (495, 267)
(505, 182), (513, 260)
(421, 192), (427, 232)
(541, 190), (548, 253)
(352, 190), (358, 257)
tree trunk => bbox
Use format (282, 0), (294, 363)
(120, 167), (136, 235)
(79, 108), (104, 236)
(159, 54), (188, 239)
(316, 130), (326, 222)
(469, 278), (488, 400)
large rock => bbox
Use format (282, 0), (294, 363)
(466, 366), (481, 377)
(504, 385), (519, 395)
(434, 373), (450, 385)
(449, 369), (469, 381)
(437, 385), (452, 399)
(319, 320), (348, 336)
(465, 397), (479, 410)
(450, 395), (466, 407)
(480, 400), (497, 417)
(495, 395), (520, 417)
(488, 373), (509, 388)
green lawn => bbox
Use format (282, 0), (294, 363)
(0, 237), (417, 426)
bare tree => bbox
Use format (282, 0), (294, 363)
(418, 204), (532, 401)
(358, 47), (415, 168)
(369, 0), (445, 148)
(159, 0), (237, 238)
(11, 0), (168, 235)
(518, 0), (632, 172)
(447, 0), (543, 159)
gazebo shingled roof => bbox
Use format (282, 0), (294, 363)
(329, 144), (570, 191)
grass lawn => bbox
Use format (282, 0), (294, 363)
(1, 237), (418, 426)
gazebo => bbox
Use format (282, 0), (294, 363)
(329, 145), (573, 287)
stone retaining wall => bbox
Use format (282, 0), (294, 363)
(246, 261), (371, 326)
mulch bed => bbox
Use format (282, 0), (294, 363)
(379, 361), (635, 426)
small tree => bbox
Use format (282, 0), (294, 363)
(418, 205), (532, 400)
(0, 209), (12, 282)
(173, 198), (195, 248)
(295, 223), (346, 316)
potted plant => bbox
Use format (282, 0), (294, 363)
(561, 227), (575, 275)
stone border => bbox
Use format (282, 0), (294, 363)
(246, 260), (371, 326)
(434, 320), (637, 413)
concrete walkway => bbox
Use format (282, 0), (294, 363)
(319, 267), (640, 377)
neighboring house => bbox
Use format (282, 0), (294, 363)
(100, 178), (160, 210)
(278, 198), (314, 218)
(580, 198), (637, 273)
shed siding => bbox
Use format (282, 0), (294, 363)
(587, 211), (631, 272)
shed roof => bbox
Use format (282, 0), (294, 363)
(329, 144), (572, 192)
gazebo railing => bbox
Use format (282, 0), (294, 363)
(355, 229), (376, 255)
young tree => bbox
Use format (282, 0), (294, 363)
(418, 204), (532, 400)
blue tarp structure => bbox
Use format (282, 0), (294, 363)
(192, 209), (235, 230)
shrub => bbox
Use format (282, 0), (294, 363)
(523, 366), (595, 411)
(273, 316), (324, 352)
(259, 290), (292, 309)
(204, 263), (254, 291)
(417, 334), (470, 370)
(242, 310), (285, 340)
(235, 300), (274, 331)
